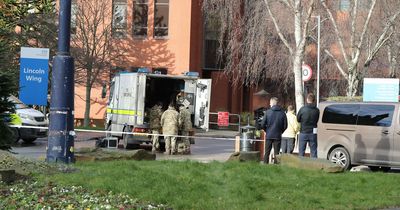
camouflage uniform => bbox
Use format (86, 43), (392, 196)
(178, 106), (192, 154)
(161, 105), (179, 155)
(176, 92), (184, 106)
(149, 104), (163, 152)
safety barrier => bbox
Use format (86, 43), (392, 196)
(8, 124), (264, 142)
(8, 125), (270, 163)
(208, 112), (241, 132)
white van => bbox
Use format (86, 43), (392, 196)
(9, 96), (48, 143)
(105, 72), (211, 149)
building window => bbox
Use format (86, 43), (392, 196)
(130, 66), (140, 72)
(339, 0), (350, 11)
(112, 0), (127, 38)
(71, 1), (77, 34)
(154, 0), (169, 37)
(153, 67), (168, 74)
(357, 0), (372, 10)
(203, 15), (225, 70)
(133, 0), (148, 37)
(339, 0), (372, 12)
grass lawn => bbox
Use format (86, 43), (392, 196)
(43, 160), (400, 210)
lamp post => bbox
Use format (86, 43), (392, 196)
(46, 0), (75, 163)
(310, 15), (321, 107)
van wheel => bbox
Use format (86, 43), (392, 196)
(122, 127), (139, 149)
(329, 147), (351, 170)
(22, 138), (37, 144)
(12, 128), (20, 143)
(368, 166), (391, 172)
(159, 142), (166, 152)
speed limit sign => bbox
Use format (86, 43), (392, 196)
(302, 64), (313, 82)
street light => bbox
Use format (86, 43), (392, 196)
(47, 0), (75, 163)
(311, 15), (321, 107)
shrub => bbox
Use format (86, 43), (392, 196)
(323, 96), (363, 102)
(0, 69), (18, 150)
(240, 111), (255, 126)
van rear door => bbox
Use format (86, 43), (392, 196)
(194, 79), (212, 131)
(136, 74), (146, 125)
(115, 73), (140, 125)
(392, 105), (400, 164)
(184, 79), (197, 114)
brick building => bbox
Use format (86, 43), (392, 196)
(73, 0), (265, 126)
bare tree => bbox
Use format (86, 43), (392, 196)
(265, 0), (315, 109)
(386, 28), (400, 78)
(321, 0), (400, 97)
(71, 0), (118, 127)
(380, 1), (400, 78)
(203, 0), (315, 110)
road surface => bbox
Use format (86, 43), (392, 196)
(11, 130), (236, 162)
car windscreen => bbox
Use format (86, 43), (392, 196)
(9, 96), (29, 109)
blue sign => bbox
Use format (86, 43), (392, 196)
(19, 47), (50, 106)
(363, 78), (399, 102)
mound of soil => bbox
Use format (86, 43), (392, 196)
(75, 148), (156, 161)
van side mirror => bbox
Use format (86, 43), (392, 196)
(101, 84), (107, 98)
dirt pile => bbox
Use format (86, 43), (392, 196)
(0, 150), (59, 176)
(75, 148), (156, 161)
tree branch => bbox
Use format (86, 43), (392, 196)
(321, 0), (350, 65)
(350, 0), (358, 56)
(325, 49), (348, 78)
(277, 0), (295, 13)
(299, 0), (314, 50)
(264, 0), (293, 55)
(365, 9), (400, 66)
(354, 0), (376, 62)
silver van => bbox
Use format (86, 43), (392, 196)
(318, 101), (399, 171)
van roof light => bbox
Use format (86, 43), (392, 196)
(138, 68), (150, 73)
(184, 71), (199, 77)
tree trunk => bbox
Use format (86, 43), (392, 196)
(388, 46), (398, 78)
(83, 77), (92, 127)
(293, 52), (304, 112)
(346, 71), (360, 98)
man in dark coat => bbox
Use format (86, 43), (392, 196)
(260, 97), (288, 164)
(297, 93), (320, 158)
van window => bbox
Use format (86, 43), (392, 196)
(322, 104), (359, 125)
(357, 105), (394, 127)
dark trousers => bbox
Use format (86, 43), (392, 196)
(264, 138), (281, 164)
(299, 133), (318, 158)
(281, 137), (295, 154)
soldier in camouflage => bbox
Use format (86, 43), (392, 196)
(178, 104), (192, 154)
(161, 103), (179, 155)
(149, 102), (163, 153)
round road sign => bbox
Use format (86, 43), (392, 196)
(302, 64), (313, 82)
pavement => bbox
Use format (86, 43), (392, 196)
(73, 128), (239, 145)
(193, 128), (239, 138)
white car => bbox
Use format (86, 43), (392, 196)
(9, 96), (48, 143)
